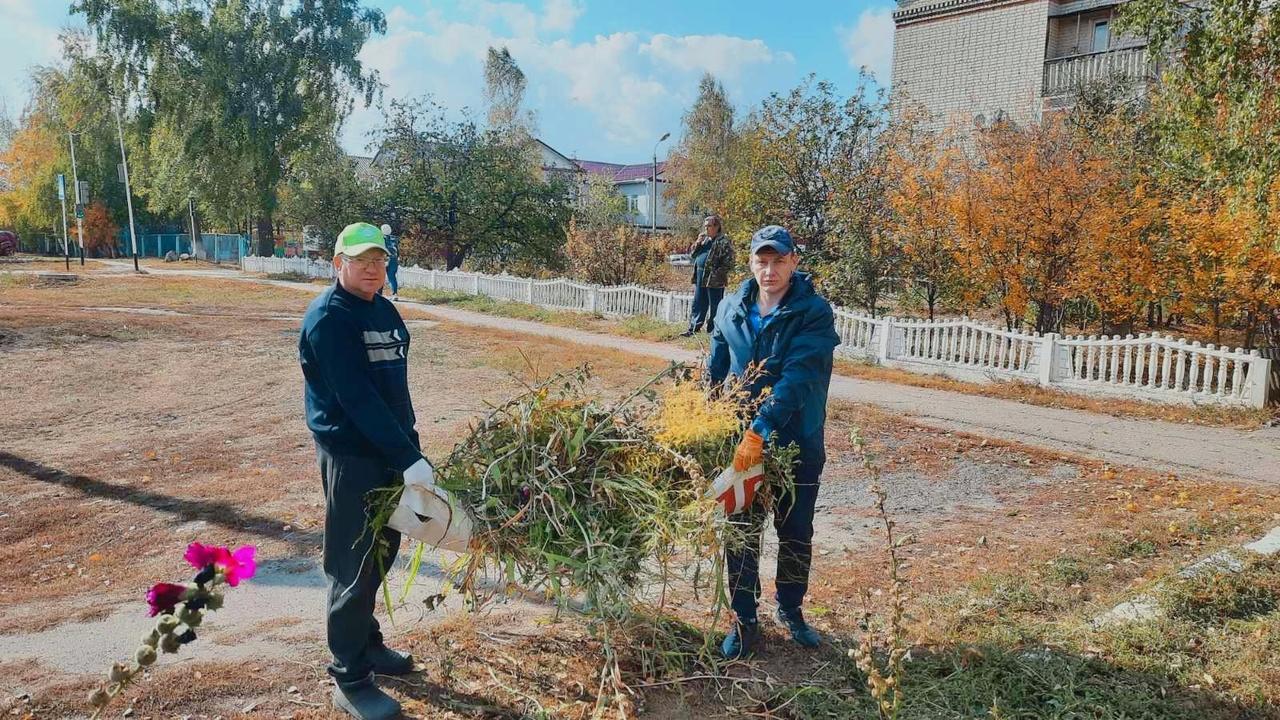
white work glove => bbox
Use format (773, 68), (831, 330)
(402, 458), (436, 488)
(387, 457), (474, 552)
(705, 462), (765, 516)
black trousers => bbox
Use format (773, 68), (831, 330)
(726, 455), (822, 621)
(317, 445), (401, 688)
(689, 285), (725, 333)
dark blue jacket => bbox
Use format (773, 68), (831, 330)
(708, 272), (840, 460)
(299, 282), (421, 470)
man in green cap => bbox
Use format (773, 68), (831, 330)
(298, 222), (458, 719)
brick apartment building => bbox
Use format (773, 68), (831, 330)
(890, 0), (1159, 130)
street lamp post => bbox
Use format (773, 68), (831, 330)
(67, 132), (85, 265)
(57, 174), (70, 271)
(652, 132), (670, 234)
(114, 103), (140, 272)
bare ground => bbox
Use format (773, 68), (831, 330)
(2, 274), (1279, 719)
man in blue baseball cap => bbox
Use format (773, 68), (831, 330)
(708, 224), (840, 660)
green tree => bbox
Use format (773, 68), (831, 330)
(484, 46), (534, 141)
(279, 123), (370, 257)
(73, 0), (386, 255)
(666, 73), (736, 218)
(372, 99), (571, 271)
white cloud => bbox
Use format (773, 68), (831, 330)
(0, 0), (62, 64)
(540, 0), (583, 34)
(642, 34), (793, 83)
(0, 0), (64, 110)
(839, 7), (895, 84)
(342, 3), (796, 158)
(473, 0), (583, 37)
(476, 2), (541, 38)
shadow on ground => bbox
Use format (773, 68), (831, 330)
(0, 450), (322, 552)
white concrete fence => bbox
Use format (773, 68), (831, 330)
(244, 256), (1274, 408)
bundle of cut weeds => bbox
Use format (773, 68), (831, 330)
(365, 363), (796, 698)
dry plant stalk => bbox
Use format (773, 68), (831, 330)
(849, 428), (908, 720)
(364, 363), (796, 714)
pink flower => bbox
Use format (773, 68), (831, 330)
(222, 545), (257, 587)
(146, 582), (186, 617)
(183, 542), (222, 570)
(183, 542), (258, 587)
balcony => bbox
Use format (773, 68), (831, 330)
(1042, 46), (1156, 97)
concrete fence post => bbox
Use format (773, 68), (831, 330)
(526, 278), (534, 304)
(428, 269), (437, 290)
(663, 292), (675, 323)
(1244, 351), (1272, 408)
(472, 274), (481, 296)
(586, 287), (599, 313)
(876, 317), (895, 362)
(1038, 332), (1060, 386)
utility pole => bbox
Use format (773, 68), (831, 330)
(652, 132), (669, 234)
(68, 133), (85, 265)
(187, 195), (198, 259)
(57, 174), (69, 271)
(114, 104), (140, 272)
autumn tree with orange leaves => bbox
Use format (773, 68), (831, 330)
(882, 110), (961, 320)
(947, 118), (1114, 333)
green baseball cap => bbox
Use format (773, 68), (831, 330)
(335, 222), (388, 257)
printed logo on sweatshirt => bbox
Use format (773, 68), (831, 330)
(362, 329), (408, 364)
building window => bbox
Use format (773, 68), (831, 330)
(626, 195), (639, 214)
(1093, 20), (1110, 52)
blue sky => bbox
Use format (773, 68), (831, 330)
(0, 0), (896, 162)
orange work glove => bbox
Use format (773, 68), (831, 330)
(733, 429), (765, 472)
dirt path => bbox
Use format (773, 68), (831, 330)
(405, 303), (1280, 486)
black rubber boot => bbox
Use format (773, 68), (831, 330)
(369, 644), (414, 675)
(332, 683), (402, 720)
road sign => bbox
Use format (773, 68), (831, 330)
(75, 203), (85, 219)
(76, 180), (89, 205)
(118, 163), (127, 184)
(56, 174), (66, 200)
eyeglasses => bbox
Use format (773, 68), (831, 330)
(341, 255), (389, 269)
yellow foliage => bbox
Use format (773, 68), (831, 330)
(651, 381), (741, 449)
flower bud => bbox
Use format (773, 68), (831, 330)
(159, 632), (181, 653)
(108, 662), (130, 683)
(178, 606), (203, 628)
(194, 565), (216, 586)
(135, 645), (158, 667)
(180, 582), (200, 601)
(205, 592), (224, 611)
(156, 614), (180, 634)
(142, 629), (160, 648)
(88, 687), (110, 708)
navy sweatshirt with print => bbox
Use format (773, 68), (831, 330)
(299, 281), (421, 470)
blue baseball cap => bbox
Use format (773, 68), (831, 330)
(750, 225), (796, 255)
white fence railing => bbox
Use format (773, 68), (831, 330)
(1043, 47), (1156, 96)
(244, 256), (1274, 408)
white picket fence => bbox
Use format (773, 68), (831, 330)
(244, 256), (1274, 408)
